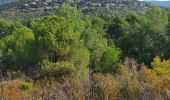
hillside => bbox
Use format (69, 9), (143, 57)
(0, 0), (149, 19)
(1, 0), (170, 99)
(0, 3), (170, 99)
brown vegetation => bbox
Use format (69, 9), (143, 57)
(0, 57), (169, 100)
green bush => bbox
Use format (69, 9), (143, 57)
(100, 46), (121, 73)
(20, 82), (32, 90)
(41, 60), (76, 75)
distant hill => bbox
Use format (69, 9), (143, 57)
(149, 1), (170, 7)
(0, 0), (16, 5)
(0, 0), (149, 19)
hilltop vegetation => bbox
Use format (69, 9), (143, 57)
(0, 2), (170, 100)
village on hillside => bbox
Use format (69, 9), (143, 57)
(0, 0), (149, 19)
(21, 0), (148, 11)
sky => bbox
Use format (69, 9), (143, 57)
(139, 0), (170, 1)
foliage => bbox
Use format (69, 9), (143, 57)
(41, 60), (76, 75)
(0, 58), (170, 99)
(82, 16), (108, 69)
(91, 74), (117, 100)
(114, 6), (169, 66)
(0, 5), (92, 79)
(99, 46), (121, 73)
(146, 6), (168, 33)
(152, 56), (170, 76)
(20, 82), (32, 90)
(0, 4), (170, 100)
(0, 19), (13, 36)
(0, 28), (39, 72)
(30, 15), (90, 79)
(0, 79), (32, 100)
(107, 16), (130, 39)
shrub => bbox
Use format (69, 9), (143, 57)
(99, 46), (121, 73)
(20, 82), (32, 90)
(91, 73), (117, 100)
(40, 60), (76, 75)
(0, 79), (32, 100)
(117, 66), (144, 99)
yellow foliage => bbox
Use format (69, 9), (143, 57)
(152, 56), (170, 76)
(151, 56), (161, 68)
(140, 67), (156, 83)
(119, 65), (129, 75)
(140, 57), (170, 91)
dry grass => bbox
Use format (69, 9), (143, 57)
(0, 79), (32, 100)
(0, 57), (170, 100)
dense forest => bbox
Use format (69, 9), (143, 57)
(0, 1), (170, 100)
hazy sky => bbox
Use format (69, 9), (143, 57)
(139, 0), (170, 1)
